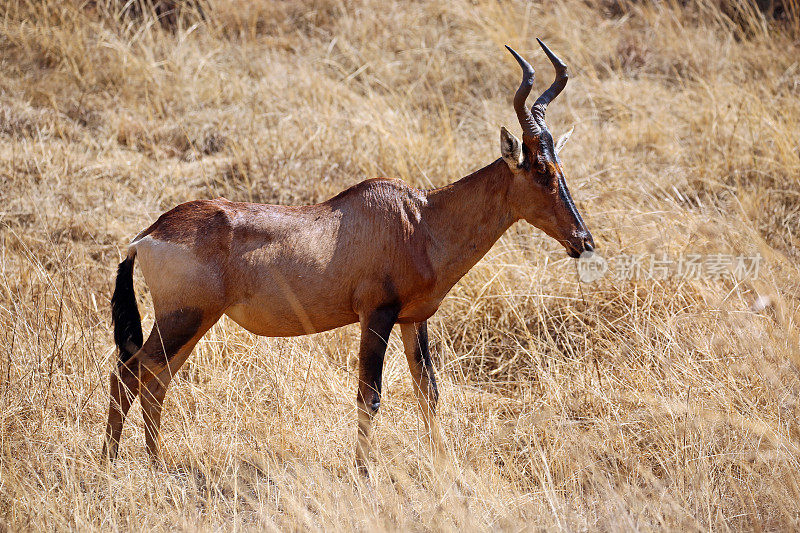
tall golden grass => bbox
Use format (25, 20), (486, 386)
(1, 0), (799, 530)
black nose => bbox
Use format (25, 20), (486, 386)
(566, 233), (595, 258)
(582, 233), (595, 253)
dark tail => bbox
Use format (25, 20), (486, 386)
(111, 254), (143, 363)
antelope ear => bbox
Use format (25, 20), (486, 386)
(500, 127), (524, 169)
(555, 125), (574, 155)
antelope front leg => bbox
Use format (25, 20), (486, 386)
(400, 321), (444, 457)
(355, 305), (398, 477)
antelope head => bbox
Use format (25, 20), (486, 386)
(501, 40), (594, 258)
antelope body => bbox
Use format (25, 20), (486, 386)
(104, 41), (595, 475)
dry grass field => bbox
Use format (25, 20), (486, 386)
(1, 0), (800, 530)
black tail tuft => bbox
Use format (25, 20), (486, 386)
(111, 256), (143, 363)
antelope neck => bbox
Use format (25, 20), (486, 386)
(423, 158), (517, 285)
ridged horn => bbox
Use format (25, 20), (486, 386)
(505, 45), (540, 138)
(531, 38), (568, 126)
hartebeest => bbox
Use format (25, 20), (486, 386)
(103, 40), (594, 474)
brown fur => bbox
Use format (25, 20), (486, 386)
(104, 150), (593, 473)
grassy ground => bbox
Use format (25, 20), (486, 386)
(1, 0), (799, 530)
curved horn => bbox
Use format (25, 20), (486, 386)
(532, 38), (568, 125)
(505, 45), (539, 138)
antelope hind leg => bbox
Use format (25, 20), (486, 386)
(141, 310), (222, 462)
(104, 307), (216, 462)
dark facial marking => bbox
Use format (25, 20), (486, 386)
(558, 176), (586, 231)
(523, 129), (559, 179)
(537, 129), (557, 163)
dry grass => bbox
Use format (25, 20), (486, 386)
(1, 0), (800, 530)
